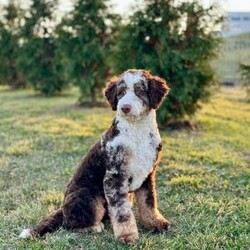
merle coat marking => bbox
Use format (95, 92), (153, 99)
(20, 69), (170, 244)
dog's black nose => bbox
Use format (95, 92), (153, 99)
(121, 104), (132, 114)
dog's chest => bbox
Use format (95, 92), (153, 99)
(106, 119), (161, 191)
(127, 134), (159, 191)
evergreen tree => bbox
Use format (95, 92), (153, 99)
(111, 0), (223, 125)
(18, 0), (67, 95)
(56, 0), (109, 104)
(0, 0), (24, 88)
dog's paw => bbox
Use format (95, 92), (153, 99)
(152, 219), (171, 232)
(117, 233), (139, 244)
(92, 222), (105, 233)
(78, 222), (105, 233)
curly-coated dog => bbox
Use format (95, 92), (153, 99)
(20, 69), (170, 244)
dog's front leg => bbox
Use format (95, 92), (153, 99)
(135, 170), (170, 231)
(104, 170), (139, 244)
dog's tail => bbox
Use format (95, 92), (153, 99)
(19, 209), (63, 239)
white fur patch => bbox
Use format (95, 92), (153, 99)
(121, 72), (144, 90)
(118, 72), (148, 118)
(117, 91), (146, 118)
(19, 228), (32, 238)
(106, 110), (161, 191)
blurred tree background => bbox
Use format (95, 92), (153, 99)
(110, 0), (223, 125)
(56, 0), (111, 104)
(0, 0), (24, 88)
(0, 0), (224, 126)
(18, 0), (67, 96)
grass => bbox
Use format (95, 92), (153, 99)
(0, 86), (249, 249)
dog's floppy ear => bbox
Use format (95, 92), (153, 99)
(104, 77), (118, 111)
(148, 76), (170, 109)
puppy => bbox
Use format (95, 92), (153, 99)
(20, 69), (170, 244)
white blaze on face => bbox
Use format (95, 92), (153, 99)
(122, 72), (143, 90)
(118, 72), (147, 118)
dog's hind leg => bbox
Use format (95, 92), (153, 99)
(62, 188), (106, 232)
(77, 196), (106, 233)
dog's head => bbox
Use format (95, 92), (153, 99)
(104, 69), (170, 119)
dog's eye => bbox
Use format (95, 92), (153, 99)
(134, 88), (144, 96)
(117, 89), (126, 98)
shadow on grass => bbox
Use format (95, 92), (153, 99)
(160, 120), (199, 131)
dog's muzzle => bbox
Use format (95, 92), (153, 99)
(121, 104), (132, 114)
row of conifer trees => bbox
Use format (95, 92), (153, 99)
(0, 0), (223, 125)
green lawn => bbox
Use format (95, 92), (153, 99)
(0, 87), (249, 250)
